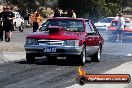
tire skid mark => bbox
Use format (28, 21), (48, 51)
(0, 64), (60, 88)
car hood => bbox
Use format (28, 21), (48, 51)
(94, 22), (111, 27)
(26, 31), (85, 40)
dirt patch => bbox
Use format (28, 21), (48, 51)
(0, 42), (25, 52)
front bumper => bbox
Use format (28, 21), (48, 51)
(24, 45), (83, 57)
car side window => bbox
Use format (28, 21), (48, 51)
(86, 21), (92, 33)
(39, 21), (49, 31)
(86, 21), (95, 34)
(92, 23), (100, 35)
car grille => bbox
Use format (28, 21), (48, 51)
(38, 40), (64, 45)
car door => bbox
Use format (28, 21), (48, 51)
(85, 20), (100, 56)
(92, 22), (104, 45)
(89, 22), (102, 46)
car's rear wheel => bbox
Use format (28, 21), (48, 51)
(26, 53), (35, 63)
(78, 46), (86, 66)
(91, 47), (101, 62)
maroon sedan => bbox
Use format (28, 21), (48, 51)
(24, 17), (104, 65)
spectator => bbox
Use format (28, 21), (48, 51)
(37, 14), (43, 27)
(31, 10), (40, 32)
(53, 7), (61, 18)
(72, 10), (76, 18)
(9, 6), (15, 31)
(61, 10), (67, 17)
(115, 14), (119, 20)
(1, 6), (15, 42)
(116, 13), (125, 42)
(0, 14), (3, 41)
(24, 11), (30, 27)
(0, 7), (5, 41)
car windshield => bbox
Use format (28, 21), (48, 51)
(100, 18), (114, 23)
(39, 19), (84, 32)
(111, 21), (132, 27)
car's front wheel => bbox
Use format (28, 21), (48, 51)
(26, 53), (35, 63)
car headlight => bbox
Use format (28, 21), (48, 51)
(63, 40), (79, 46)
(26, 39), (38, 45)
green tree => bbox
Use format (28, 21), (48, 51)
(58, 0), (126, 21)
(105, 0), (128, 11)
(4, 0), (40, 17)
(106, 3), (120, 16)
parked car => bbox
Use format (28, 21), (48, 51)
(13, 12), (24, 32)
(24, 17), (104, 65)
(94, 17), (116, 31)
(107, 19), (132, 41)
